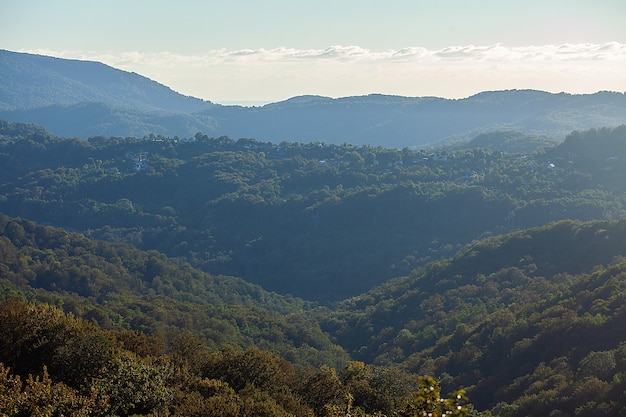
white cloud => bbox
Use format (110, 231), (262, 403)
(22, 43), (626, 103)
(30, 42), (626, 66)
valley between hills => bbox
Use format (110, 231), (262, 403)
(2, 49), (626, 416)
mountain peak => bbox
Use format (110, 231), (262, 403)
(0, 49), (212, 112)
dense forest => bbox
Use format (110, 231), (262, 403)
(322, 219), (626, 415)
(2, 120), (626, 415)
(0, 213), (346, 367)
(0, 213), (473, 416)
(1, 121), (626, 302)
(0, 298), (471, 416)
(4, 214), (626, 415)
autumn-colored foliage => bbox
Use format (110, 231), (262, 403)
(0, 299), (473, 416)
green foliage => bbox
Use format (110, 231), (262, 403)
(320, 218), (626, 415)
(171, 377), (242, 417)
(397, 376), (469, 417)
(0, 298), (475, 417)
(0, 364), (109, 417)
(3, 121), (626, 415)
(0, 213), (348, 368)
(2, 122), (626, 301)
(92, 354), (174, 416)
(451, 130), (560, 153)
(204, 346), (299, 393)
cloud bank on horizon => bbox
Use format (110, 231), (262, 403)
(4, 0), (624, 105)
(25, 42), (626, 105)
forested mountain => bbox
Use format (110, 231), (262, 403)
(320, 218), (626, 416)
(0, 212), (471, 415)
(449, 130), (560, 153)
(0, 212), (347, 368)
(0, 297), (472, 417)
(2, 49), (626, 146)
(206, 90), (626, 147)
(1, 121), (625, 302)
(0, 49), (211, 112)
(3, 118), (626, 414)
(3, 212), (626, 415)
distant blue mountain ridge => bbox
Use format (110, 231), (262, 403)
(0, 49), (210, 112)
(1, 49), (626, 148)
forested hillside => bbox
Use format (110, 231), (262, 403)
(3, 119), (626, 413)
(0, 49), (210, 112)
(3, 214), (626, 415)
(3, 34), (626, 417)
(1, 121), (625, 301)
(3, 50), (626, 144)
(206, 90), (626, 147)
(0, 212), (475, 416)
(0, 212), (346, 367)
(0, 297), (472, 417)
(322, 219), (626, 415)
(448, 130), (560, 153)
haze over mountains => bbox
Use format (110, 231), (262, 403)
(4, 44), (626, 416)
(2, 49), (626, 147)
(2, 124), (626, 414)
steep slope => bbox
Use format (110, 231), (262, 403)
(0, 212), (348, 367)
(0, 297), (473, 417)
(0, 49), (211, 112)
(321, 218), (626, 414)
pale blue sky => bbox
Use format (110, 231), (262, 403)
(2, 0), (625, 104)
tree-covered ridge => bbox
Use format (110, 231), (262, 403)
(321, 219), (626, 415)
(4, 215), (626, 415)
(0, 213), (347, 368)
(0, 119), (55, 141)
(0, 298), (474, 417)
(449, 130), (560, 153)
(5, 204), (626, 414)
(1, 122), (625, 301)
(547, 125), (626, 193)
(0, 49), (211, 112)
(3, 49), (626, 145)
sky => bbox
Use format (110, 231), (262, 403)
(2, 0), (626, 105)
